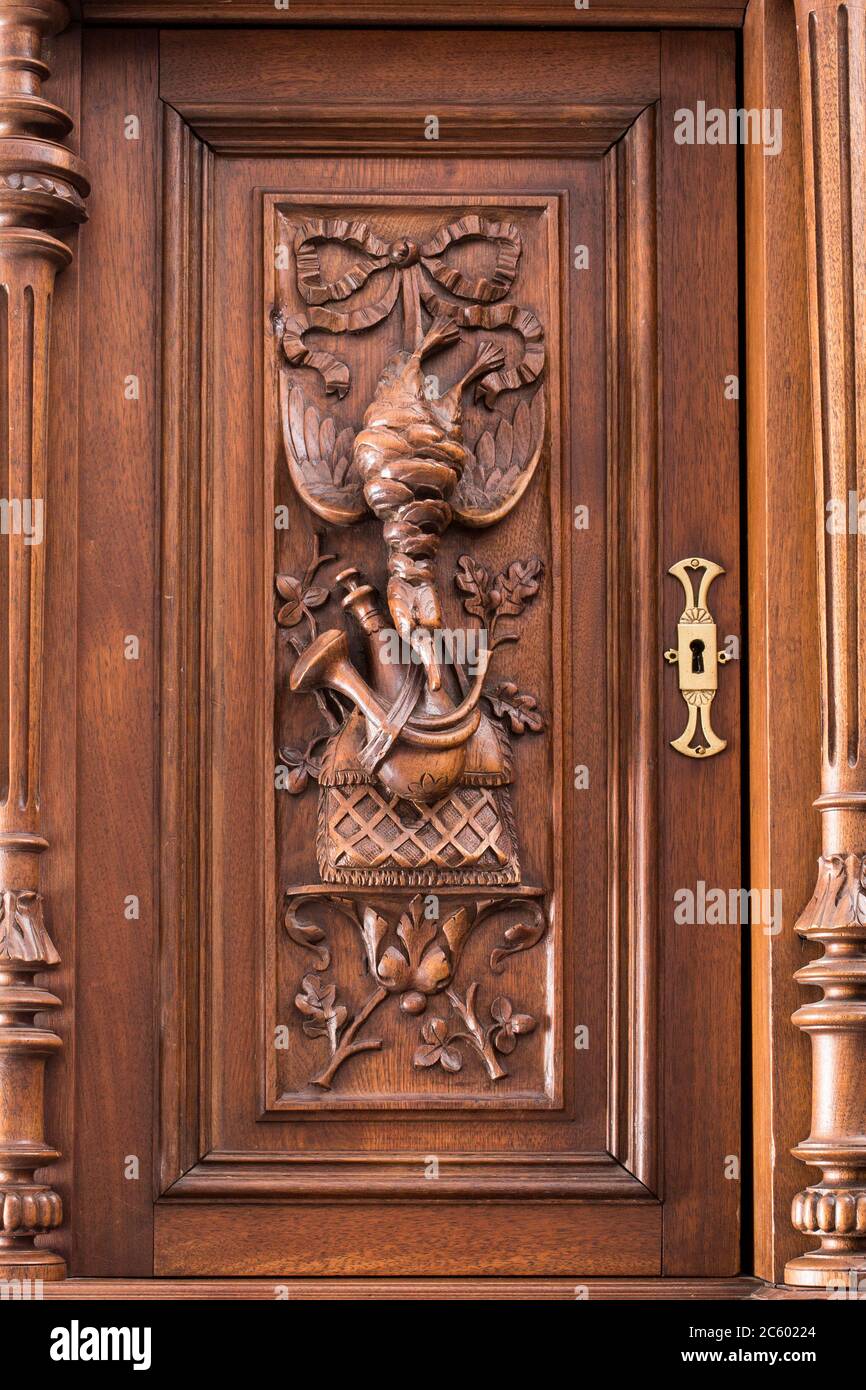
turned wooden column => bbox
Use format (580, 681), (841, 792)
(787, 0), (866, 1286)
(0, 0), (87, 1283)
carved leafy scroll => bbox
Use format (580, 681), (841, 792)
(282, 890), (548, 1091)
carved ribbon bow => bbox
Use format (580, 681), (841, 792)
(281, 214), (544, 405)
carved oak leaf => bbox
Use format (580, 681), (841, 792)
(279, 378), (365, 526)
(491, 556), (543, 619)
(485, 681), (545, 735)
(294, 973), (347, 1047)
(452, 388), (544, 527)
(454, 555), (492, 621)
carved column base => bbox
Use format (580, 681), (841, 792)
(786, 853), (866, 1286)
(786, 1182), (866, 1285)
(0, 874), (64, 1282)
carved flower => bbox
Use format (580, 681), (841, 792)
(404, 769), (452, 800)
(359, 895), (474, 1011)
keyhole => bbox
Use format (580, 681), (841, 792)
(690, 638), (705, 675)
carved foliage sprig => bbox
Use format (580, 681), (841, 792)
(295, 973), (347, 1050)
(283, 892), (549, 1089)
(414, 983), (536, 1080)
(296, 975), (387, 1091)
(276, 529), (347, 765)
(455, 553), (545, 735)
(275, 527), (336, 647)
(456, 553), (543, 649)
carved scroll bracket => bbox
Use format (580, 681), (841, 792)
(787, 0), (866, 1286)
(0, 0), (89, 1284)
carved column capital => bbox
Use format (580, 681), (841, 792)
(787, 0), (866, 1285)
(0, 0), (87, 1285)
(0, 4), (88, 223)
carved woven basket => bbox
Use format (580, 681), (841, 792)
(317, 782), (521, 886)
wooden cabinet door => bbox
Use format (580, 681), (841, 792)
(73, 23), (741, 1280)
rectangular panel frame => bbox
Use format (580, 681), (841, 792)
(153, 27), (740, 1276)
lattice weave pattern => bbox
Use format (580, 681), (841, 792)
(318, 783), (520, 885)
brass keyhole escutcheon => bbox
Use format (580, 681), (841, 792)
(663, 557), (730, 758)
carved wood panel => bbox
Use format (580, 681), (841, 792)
(197, 150), (606, 1180)
(268, 195), (557, 1108)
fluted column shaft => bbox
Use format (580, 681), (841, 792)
(0, 0), (87, 1284)
(788, 0), (866, 1286)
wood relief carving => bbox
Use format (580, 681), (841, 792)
(272, 200), (551, 1100)
(0, 0), (88, 1282)
(283, 888), (545, 1089)
(787, 0), (866, 1285)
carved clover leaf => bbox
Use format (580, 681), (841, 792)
(485, 681), (545, 735)
(412, 984), (535, 1080)
(275, 530), (338, 644)
(489, 995), (536, 1055)
(302, 586), (330, 609)
(413, 1016), (463, 1073)
(276, 573), (334, 630)
(275, 574), (306, 628)
(278, 739), (324, 796)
